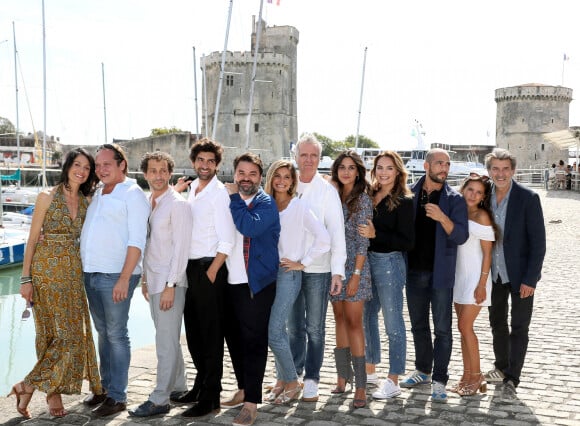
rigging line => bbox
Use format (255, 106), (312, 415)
(15, 51), (41, 155)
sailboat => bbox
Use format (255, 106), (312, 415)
(405, 121), (487, 178)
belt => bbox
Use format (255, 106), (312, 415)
(190, 257), (214, 266)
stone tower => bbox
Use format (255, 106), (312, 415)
(202, 19), (299, 174)
(495, 83), (573, 169)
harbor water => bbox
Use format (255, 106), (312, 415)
(0, 265), (157, 396)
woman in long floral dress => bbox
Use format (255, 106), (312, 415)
(8, 148), (103, 419)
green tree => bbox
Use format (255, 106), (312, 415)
(342, 134), (380, 149)
(314, 132), (345, 159)
(0, 117), (15, 135)
(150, 126), (184, 136)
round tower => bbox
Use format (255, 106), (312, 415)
(495, 84), (573, 169)
(202, 20), (299, 174)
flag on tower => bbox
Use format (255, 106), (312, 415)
(563, 53), (570, 61)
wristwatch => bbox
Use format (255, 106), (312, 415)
(166, 282), (176, 288)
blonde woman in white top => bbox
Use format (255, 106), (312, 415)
(264, 160), (331, 404)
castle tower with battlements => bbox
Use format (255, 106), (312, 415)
(202, 18), (299, 173)
(495, 83), (573, 169)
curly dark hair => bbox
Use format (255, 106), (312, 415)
(189, 137), (223, 167)
(331, 150), (369, 219)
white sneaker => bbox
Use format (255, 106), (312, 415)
(301, 379), (319, 402)
(372, 378), (401, 399)
(431, 381), (448, 402)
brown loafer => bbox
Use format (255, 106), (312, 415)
(92, 397), (126, 417)
(83, 392), (107, 407)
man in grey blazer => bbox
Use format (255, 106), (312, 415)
(484, 148), (546, 401)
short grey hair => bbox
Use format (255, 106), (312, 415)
(295, 133), (322, 156)
(485, 148), (517, 171)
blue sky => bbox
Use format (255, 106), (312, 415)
(0, 0), (578, 149)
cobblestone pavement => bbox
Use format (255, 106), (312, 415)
(2, 188), (579, 425)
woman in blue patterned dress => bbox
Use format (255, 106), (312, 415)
(330, 150), (373, 408)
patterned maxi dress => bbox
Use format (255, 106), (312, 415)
(25, 185), (102, 395)
(331, 192), (373, 302)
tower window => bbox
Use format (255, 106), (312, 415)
(226, 75), (234, 86)
(541, 144), (544, 151)
(235, 123), (240, 132)
(254, 123), (259, 132)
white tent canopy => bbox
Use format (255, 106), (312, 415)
(543, 126), (580, 165)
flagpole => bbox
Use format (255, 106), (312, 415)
(102, 62), (108, 143)
(193, 46), (199, 136)
(41, 0), (47, 188)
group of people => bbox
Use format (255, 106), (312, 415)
(8, 134), (546, 426)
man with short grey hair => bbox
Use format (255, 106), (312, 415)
(484, 148), (546, 401)
(287, 133), (346, 402)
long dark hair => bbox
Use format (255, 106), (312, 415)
(460, 175), (500, 243)
(331, 150), (369, 219)
(60, 148), (99, 196)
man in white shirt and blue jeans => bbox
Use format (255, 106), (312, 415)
(81, 143), (150, 417)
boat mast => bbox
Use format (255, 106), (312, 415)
(193, 46), (200, 136)
(245, 0), (265, 150)
(102, 62), (108, 143)
(355, 47), (367, 149)
(13, 22), (21, 188)
(41, 0), (47, 188)
(212, 0), (234, 139)
(202, 54), (208, 136)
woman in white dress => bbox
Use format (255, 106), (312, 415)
(453, 174), (498, 396)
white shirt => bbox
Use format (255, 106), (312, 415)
(296, 173), (346, 277)
(279, 197), (331, 266)
(226, 195), (255, 285)
(188, 175), (236, 259)
(143, 187), (193, 295)
(81, 177), (150, 274)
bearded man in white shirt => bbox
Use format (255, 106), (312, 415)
(170, 138), (236, 419)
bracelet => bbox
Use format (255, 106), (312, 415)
(353, 269), (361, 276)
(20, 276), (33, 285)
(481, 271), (489, 275)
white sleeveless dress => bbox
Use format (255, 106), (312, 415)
(453, 220), (495, 306)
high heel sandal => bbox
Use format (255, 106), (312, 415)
(7, 382), (33, 419)
(331, 376), (352, 394)
(274, 385), (302, 405)
(449, 370), (470, 393)
(458, 373), (487, 396)
(265, 385), (284, 402)
(352, 388), (367, 409)
(46, 393), (68, 418)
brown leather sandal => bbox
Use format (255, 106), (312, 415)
(7, 382), (34, 419)
(46, 393), (68, 418)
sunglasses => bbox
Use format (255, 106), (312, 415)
(21, 301), (33, 321)
(468, 172), (490, 182)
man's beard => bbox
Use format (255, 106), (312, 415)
(237, 181), (260, 196)
(428, 170), (447, 184)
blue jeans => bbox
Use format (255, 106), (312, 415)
(287, 271), (330, 382)
(405, 270), (453, 385)
(364, 251), (407, 375)
(268, 268), (302, 382)
(84, 272), (139, 402)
